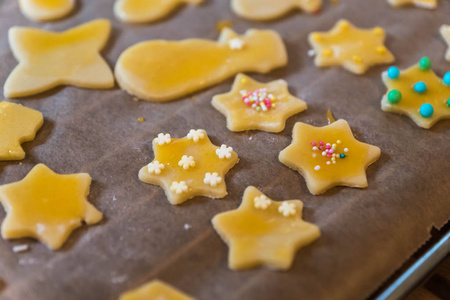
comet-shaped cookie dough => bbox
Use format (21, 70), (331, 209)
(231, 0), (322, 20)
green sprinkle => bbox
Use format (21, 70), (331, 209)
(419, 57), (431, 71)
(447, 97), (450, 107)
(388, 89), (402, 104)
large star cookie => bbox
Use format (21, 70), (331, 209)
(0, 101), (43, 161)
(119, 280), (195, 300)
(308, 19), (395, 74)
(212, 186), (320, 270)
(387, 0), (437, 9)
(139, 130), (239, 205)
(381, 57), (450, 129)
(279, 120), (381, 195)
(231, 0), (322, 20)
(114, 0), (203, 23)
(4, 19), (114, 98)
(115, 27), (287, 102)
(0, 164), (102, 250)
(441, 25), (450, 62)
(18, 0), (75, 21)
(212, 74), (307, 132)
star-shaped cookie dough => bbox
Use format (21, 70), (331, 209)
(212, 74), (307, 132)
(18, 0), (75, 21)
(441, 25), (450, 62)
(139, 130), (239, 205)
(0, 101), (43, 161)
(119, 280), (195, 300)
(381, 58), (450, 129)
(4, 19), (114, 98)
(279, 120), (381, 195)
(387, 0), (437, 9)
(308, 19), (395, 74)
(212, 186), (320, 270)
(0, 164), (102, 250)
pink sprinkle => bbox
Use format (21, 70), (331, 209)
(327, 153), (331, 157)
(326, 145), (331, 149)
(329, 149), (334, 154)
(311, 142), (317, 146)
(266, 102), (271, 108)
(319, 141), (324, 146)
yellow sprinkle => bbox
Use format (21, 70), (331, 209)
(322, 49), (333, 57)
(337, 140), (341, 144)
(332, 143), (337, 148)
(353, 55), (362, 64)
(133, 97), (139, 102)
(272, 103), (276, 108)
(331, 157), (336, 161)
(373, 27), (384, 36)
(376, 46), (387, 55)
(138, 117), (145, 122)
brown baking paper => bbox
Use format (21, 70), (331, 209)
(0, 0), (449, 299)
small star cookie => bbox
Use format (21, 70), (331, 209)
(212, 186), (320, 270)
(212, 74), (307, 132)
(0, 101), (43, 161)
(381, 57), (450, 129)
(115, 27), (287, 102)
(231, 0), (322, 21)
(279, 120), (381, 195)
(119, 280), (195, 300)
(387, 0), (437, 9)
(114, 0), (203, 23)
(139, 130), (239, 205)
(308, 19), (395, 74)
(18, 0), (75, 21)
(441, 25), (450, 62)
(0, 164), (102, 250)
(4, 19), (114, 98)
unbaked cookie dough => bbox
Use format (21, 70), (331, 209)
(387, 0), (437, 9)
(212, 186), (320, 270)
(4, 19), (114, 98)
(18, 0), (75, 21)
(279, 120), (381, 195)
(441, 25), (450, 62)
(0, 101), (43, 161)
(114, 0), (203, 23)
(115, 28), (287, 102)
(0, 164), (102, 250)
(308, 19), (395, 75)
(212, 73), (307, 132)
(381, 57), (450, 129)
(119, 280), (195, 300)
(231, 0), (322, 20)
(139, 130), (239, 205)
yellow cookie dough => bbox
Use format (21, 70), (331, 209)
(119, 280), (195, 300)
(212, 73), (307, 132)
(381, 58), (450, 129)
(0, 164), (102, 250)
(0, 101), (43, 161)
(139, 129), (239, 205)
(114, 0), (203, 23)
(308, 19), (395, 75)
(387, 0), (437, 9)
(18, 0), (75, 21)
(231, 0), (322, 20)
(4, 19), (114, 98)
(279, 120), (381, 195)
(441, 25), (450, 62)
(115, 28), (287, 102)
(212, 186), (320, 271)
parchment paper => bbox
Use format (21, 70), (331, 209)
(0, 1), (449, 299)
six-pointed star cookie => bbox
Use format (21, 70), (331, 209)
(4, 19), (114, 98)
(212, 186), (320, 270)
(0, 101), (43, 161)
(381, 58), (450, 129)
(279, 120), (381, 195)
(387, 0), (437, 9)
(308, 19), (395, 74)
(139, 129), (239, 205)
(0, 164), (102, 250)
(212, 74), (307, 132)
(119, 280), (195, 300)
(441, 25), (450, 62)
(18, 0), (75, 21)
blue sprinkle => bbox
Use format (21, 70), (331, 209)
(419, 103), (434, 118)
(387, 66), (400, 79)
(340, 154), (345, 158)
(443, 72), (450, 86)
(414, 81), (427, 93)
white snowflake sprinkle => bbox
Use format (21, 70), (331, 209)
(13, 244), (29, 253)
(148, 160), (165, 174)
(344, 148), (349, 152)
(204, 172), (222, 187)
(307, 49), (316, 57)
(228, 38), (245, 50)
(170, 181), (188, 194)
(216, 145), (233, 159)
(314, 165), (321, 171)
(187, 129), (205, 142)
(178, 155), (196, 170)
(254, 195), (271, 210)
(278, 202), (297, 217)
(154, 133), (171, 145)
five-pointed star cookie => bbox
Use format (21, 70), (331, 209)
(441, 25), (450, 62)
(381, 57), (450, 129)
(0, 101), (43, 161)
(212, 74), (307, 132)
(119, 280), (195, 300)
(212, 186), (320, 270)
(18, 0), (75, 21)
(308, 19), (395, 74)
(279, 120), (381, 195)
(387, 0), (437, 9)
(4, 19), (114, 98)
(0, 164), (102, 250)
(139, 129), (239, 205)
